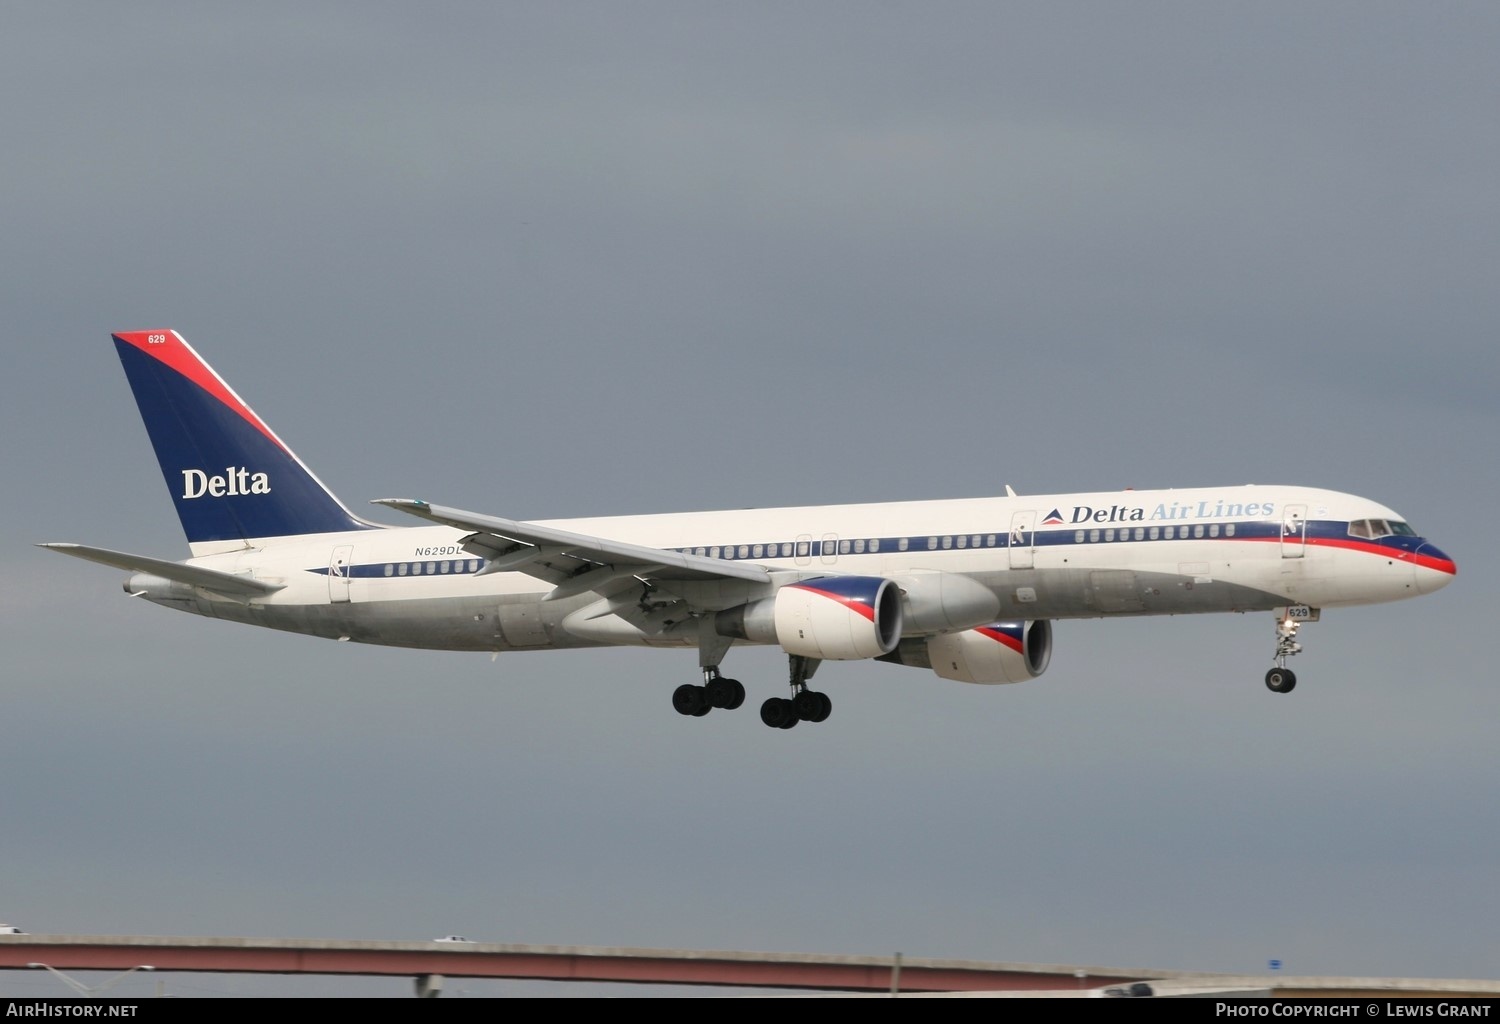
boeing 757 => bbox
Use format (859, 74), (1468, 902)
(42, 331), (1457, 729)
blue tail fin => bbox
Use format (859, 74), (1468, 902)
(113, 331), (375, 547)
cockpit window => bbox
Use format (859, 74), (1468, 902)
(1349, 518), (1416, 540)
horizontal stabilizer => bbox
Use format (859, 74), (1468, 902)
(38, 543), (285, 597)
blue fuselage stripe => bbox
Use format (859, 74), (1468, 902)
(312, 520), (1433, 577)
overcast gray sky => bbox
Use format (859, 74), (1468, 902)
(2, 2), (1496, 998)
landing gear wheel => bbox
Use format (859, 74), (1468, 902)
(673, 683), (709, 716)
(724, 678), (745, 710)
(1265, 667), (1297, 693)
(706, 676), (745, 710)
(760, 696), (798, 729)
(792, 689), (832, 723)
(811, 691), (832, 722)
(791, 689), (821, 721)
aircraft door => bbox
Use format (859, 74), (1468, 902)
(795, 534), (813, 566)
(329, 545), (354, 602)
(821, 533), (839, 565)
(1009, 511), (1037, 569)
(1280, 505), (1307, 558)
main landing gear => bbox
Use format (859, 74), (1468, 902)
(759, 655), (830, 730)
(672, 669), (745, 717)
(671, 654), (833, 729)
(1264, 614), (1303, 693)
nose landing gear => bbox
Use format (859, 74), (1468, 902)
(1265, 613), (1304, 693)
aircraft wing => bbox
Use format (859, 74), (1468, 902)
(39, 543), (285, 597)
(372, 499), (771, 598)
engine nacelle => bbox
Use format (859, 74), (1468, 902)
(880, 620), (1052, 684)
(716, 576), (904, 660)
(927, 620), (1052, 684)
(892, 571), (1002, 634)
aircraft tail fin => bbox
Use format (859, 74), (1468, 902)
(112, 331), (376, 549)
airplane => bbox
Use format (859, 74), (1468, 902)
(42, 331), (1457, 729)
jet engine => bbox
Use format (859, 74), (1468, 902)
(880, 620), (1053, 684)
(716, 576), (903, 660)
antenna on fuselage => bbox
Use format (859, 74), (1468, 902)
(1005, 485), (1018, 497)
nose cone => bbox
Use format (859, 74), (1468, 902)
(1414, 543), (1457, 594)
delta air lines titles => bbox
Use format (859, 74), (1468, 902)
(181, 466), (271, 499)
(1052, 498), (1279, 526)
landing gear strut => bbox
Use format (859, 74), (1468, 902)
(760, 654), (831, 729)
(1265, 614), (1302, 693)
(669, 628), (832, 727)
(673, 625), (744, 718)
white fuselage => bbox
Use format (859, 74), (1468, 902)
(140, 484), (1450, 653)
